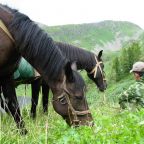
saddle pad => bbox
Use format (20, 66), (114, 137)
(14, 58), (35, 80)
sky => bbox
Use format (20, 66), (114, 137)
(1, 0), (144, 29)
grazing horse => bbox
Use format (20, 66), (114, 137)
(5, 41), (106, 118)
(56, 41), (107, 91)
(0, 4), (93, 134)
(30, 42), (107, 117)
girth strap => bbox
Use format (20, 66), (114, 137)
(0, 19), (15, 42)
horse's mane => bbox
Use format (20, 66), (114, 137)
(55, 42), (96, 71)
(3, 5), (67, 81)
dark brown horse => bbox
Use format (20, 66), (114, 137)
(30, 42), (107, 118)
(7, 41), (106, 118)
(0, 4), (93, 134)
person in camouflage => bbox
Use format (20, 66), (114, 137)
(119, 61), (144, 109)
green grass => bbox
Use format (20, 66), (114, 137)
(1, 80), (144, 143)
(16, 85), (31, 97)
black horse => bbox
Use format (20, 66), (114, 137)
(56, 41), (107, 91)
(0, 4), (93, 134)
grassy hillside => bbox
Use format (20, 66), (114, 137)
(43, 20), (143, 51)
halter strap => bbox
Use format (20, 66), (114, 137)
(53, 91), (91, 125)
(53, 76), (91, 126)
(89, 56), (102, 77)
(89, 56), (106, 82)
(0, 19), (15, 42)
(63, 87), (91, 125)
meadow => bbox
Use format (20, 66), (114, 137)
(1, 72), (144, 144)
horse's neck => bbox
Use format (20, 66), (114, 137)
(9, 15), (66, 82)
(57, 43), (95, 72)
(77, 54), (96, 72)
(75, 52), (95, 72)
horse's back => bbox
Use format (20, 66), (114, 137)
(0, 28), (20, 77)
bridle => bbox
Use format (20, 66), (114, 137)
(63, 87), (91, 126)
(53, 76), (91, 126)
(89, 56), (106, 83)
(89, 55), (107, 103)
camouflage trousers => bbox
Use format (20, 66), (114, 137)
(119, 95), (144, 109)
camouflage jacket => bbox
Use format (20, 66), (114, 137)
(119, 76), (144, 108)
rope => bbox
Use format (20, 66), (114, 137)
(89, 56), (104, 79)
(89, 56), (106, 88)
(89, 61), (102, 78)
(0, 19), (15, 42)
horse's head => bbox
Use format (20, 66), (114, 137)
(51, 61), (93, 127)
(87, 50), (107, 92)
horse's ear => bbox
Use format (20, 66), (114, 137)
(71, 61), (77, 71)
(98, 50), (103, 60)
(64, 61), (74, 82)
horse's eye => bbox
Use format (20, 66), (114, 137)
(59, 95), (67, 105)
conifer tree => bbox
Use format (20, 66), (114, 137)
(112, 57), (121, 81)
(121, 48), (129, 74)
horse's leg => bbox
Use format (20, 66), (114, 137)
(42, 79), (49, 113)
(1, 76), (27, 135)
(0, 86), (9, 114)
(30, 78), (41, 119)
(0, 86), (5, 110)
